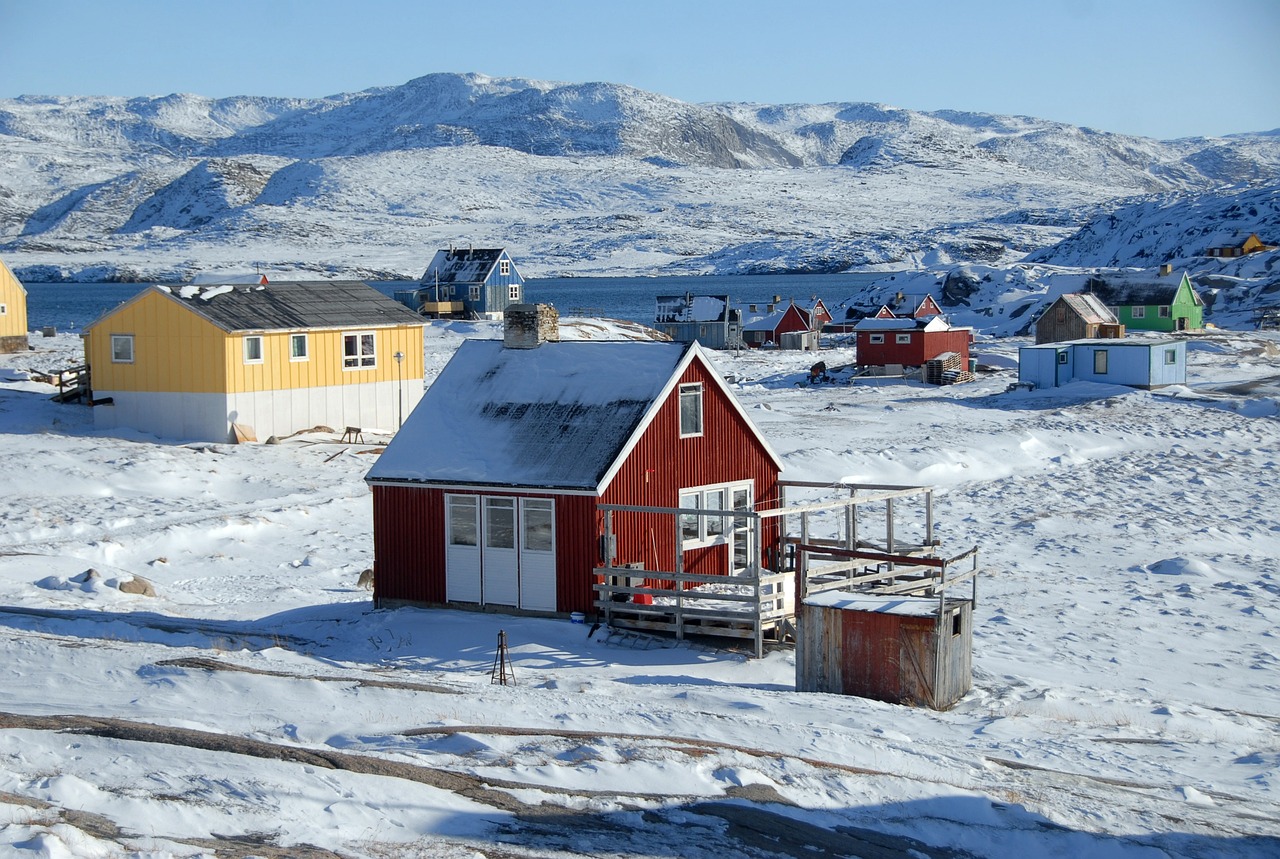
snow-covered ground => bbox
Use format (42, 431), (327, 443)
(0, 321), (1278, 858)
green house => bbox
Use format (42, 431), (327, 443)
(1085, 271), (1204, 333)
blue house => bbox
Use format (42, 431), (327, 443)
(1019, 339), (1186, 390)
(395, 248), (524, 320)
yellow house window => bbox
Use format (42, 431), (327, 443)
(343, 331), (376, 369)
(111, 334), (134, 363)
(0, 303), (6, 315)
(243, 335), (264, 364)
(290, 333), (309, 361)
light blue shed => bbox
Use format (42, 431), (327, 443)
(1019, 339), (1185, 390)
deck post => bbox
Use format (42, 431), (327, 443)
(926, 490), (934, 547)
(886, 498), (895, 568)
(603, 510), (615, 627)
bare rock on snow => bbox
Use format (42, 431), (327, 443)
(118, 575), (157, 597)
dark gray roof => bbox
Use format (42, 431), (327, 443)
(160, 281), (425, 332)
(1085, 274), (1200, 307)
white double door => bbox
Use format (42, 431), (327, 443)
(445, 494), (556, 611)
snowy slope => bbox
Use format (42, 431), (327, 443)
(0, 325), (1277, 857)
(2, 72), (1279, 282)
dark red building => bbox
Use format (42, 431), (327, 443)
(854, 316), (972, 369)
(365, 313), (783, 616)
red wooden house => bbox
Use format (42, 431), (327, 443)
(854, 315), (972, 370)
(736, 300), (814, 348)
(365, 306), (784, 616)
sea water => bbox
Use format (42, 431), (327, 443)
(21, 272), (885, 332)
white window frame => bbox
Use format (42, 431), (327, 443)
(343, 331), (377, 369)
(895, 333), (912, 344)
(509, 284), (520, 301)
(1131, 306), (1146, 319)
(243, 335), (264, 364)
(111, 334), (134, 364)
(1158, 305), (1171, 318)
(679, 481), (754, 550)
(679, 383), (703, 438)
(869, 333), (885, 344)
(469, 285), (482, 302)
(290, 333), (309, 362)
(1164, 348), (1177, 365)
(499, 259), (511, 276)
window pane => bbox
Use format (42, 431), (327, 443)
(360, 333), (376, 366)
(485, 498), (515, 549)
(705, 489), (724, 537)
(244, 337), (262, 362)
(111, 336), (133, 362)
(522, 500), (554, 552)
(1094, 350), (1108, 374)
(679, 384), (702, 435)
(679, 492), (700, 542)
(448, 497), (478, 546)
(291, 334), (307, 358)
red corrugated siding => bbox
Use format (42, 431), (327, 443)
(857, 330), (971, 366)
(371, 353), (782, 615)
(372, 485), (445, 604)
(602, 356), (781, 574)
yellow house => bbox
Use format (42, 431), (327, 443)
(84, 280), (426, 442)
(0, 258), (30, 354)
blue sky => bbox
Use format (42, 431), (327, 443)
(1, 0), (1276, 140)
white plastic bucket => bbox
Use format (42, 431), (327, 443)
(569, 612), (586, 624)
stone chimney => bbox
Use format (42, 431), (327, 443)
(503, 303), (560, 349)
(1158, 263), (1173, 276)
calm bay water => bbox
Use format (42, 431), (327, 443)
(22, 272), (883, 332)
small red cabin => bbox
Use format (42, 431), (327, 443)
(365, 308), (784, 616)
(854, 316), (972, 370)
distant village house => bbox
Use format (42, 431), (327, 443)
(654, 294), (743, 349)
(1085, 271), (1204, 333)
(1019, 339), (1186, 390)
(396, 247), (524, 320)
(1204, 232), (1276, 258)
(1034, 293), (1125, 344)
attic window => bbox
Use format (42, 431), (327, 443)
(343, 331), (376, 369)
(243, 335), (264, 364)
(500, 259), (511, 276)
(679, 383), (703, 437)
(111, 334), (134, 364)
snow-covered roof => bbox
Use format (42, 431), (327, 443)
(804, 591), (942, 617)
(1053, 293), (1118, 325)
(367, 340), (693, 491)
(854, 316), (956, 332)
(655, 294), (734, 324)
(419, 248), (511, 286)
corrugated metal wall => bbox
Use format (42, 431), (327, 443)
(857, 329), (971, 367)
(372, 485), (445, 605)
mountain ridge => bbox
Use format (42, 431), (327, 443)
(1, 71), (1278, 284)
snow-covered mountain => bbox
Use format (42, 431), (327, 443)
(1, 71), (1278, 283)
